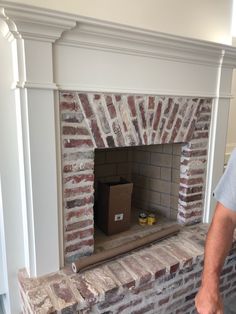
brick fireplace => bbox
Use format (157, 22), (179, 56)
(2, 2), (236, 312)
(60, 92), (212, 263)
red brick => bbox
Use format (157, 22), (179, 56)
(105, 95), (117, 119)
(63, 162), (94, 174)
(63, 151), (94, 161)
(158, 117), (166, 138)
(182, 149), (207, 158)
(148, 96), (155, 109)
(150, 247), (179, 274)
(107, 261), (135, 289)
(161, 130), (169, 143)
(51, 280), (76, 304)
(65, 228), (94, 242)
(79, 94), (94, 118)
(143, 131), (148, 145)
(112, 121), (125, 146)
(94, 94), (101, 100)
(121, 256), (152, 285)
(64, 186), (93, 198)
(153, 101), (162, 130)
(106, 135), (115, 147)
(148, 112), (154, 128)
(61, 92), (76, 100)
(136, 251), (166, 279)
(167, 103), (179, 129)
(62, 126), (90, 136)
(65, 238), (94, 253)
(179, 186), (203, 194)
(138, 99), (147, 129)
(159, 296), (169, 306)
(180, 177), (203, 185)
(96, 104), (111, 134)
(175, 301), (193, 313)
(70, 275), (98, 305)
(173, 283), (194, 299)
(64, 139), (93, 148)
(90, 119), (105, 148)
(61, 112), (84, 123)
(164, 98), (173, 115)
(64, 174), (94, 186)
(192, 131), (209, 139)
(164, 243), (193, 267)
(60, 101), (79, 111)
(132, 119), (142, 145)
(65, 207), (93, 222)
(131, 303), (154, 314)
(171, 117), (182, 142)
(66, 195), (94, 209)
(179, 193), (203, 203)
(128, 96), (137, 117)
(98, 293), (125, 310)
(133, 282), (154, 295)
(65, 219), (93, 232)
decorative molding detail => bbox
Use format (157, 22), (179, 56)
(0, 2), (76, 42)
(14, 81), (58, 90)
(57, 84), (233, 99)
(58, 23), (224, 67)
(0, 1), (236, 66)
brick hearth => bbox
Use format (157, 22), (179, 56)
(18, 224), (236, 314)
(60, 92), (212, 263)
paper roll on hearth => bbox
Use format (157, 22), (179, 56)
(71, 224), (181, 273)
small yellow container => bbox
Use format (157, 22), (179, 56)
(147, 213), (156, 225)
(139, 213), (147, 226)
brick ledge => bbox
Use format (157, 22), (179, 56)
(18, 224), (236, 313)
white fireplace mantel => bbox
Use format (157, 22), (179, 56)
(1, 3), (236, 311)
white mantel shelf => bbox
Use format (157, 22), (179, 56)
(0, 1), (236, 312)
(1, 1), (236, 95)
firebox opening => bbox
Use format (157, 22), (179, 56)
(93, 143), (182, 252)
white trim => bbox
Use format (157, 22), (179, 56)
(14, 81), (58, 90)
(54, 91), (65, 268)
(1, 1), (236, 65)
(0, 177), (7, 296)
(0, 2), (76, 42)
(57, 84), (233, 99)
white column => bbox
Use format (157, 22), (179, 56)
(0, 4), (75, 277)
(204, 52), (234, 223)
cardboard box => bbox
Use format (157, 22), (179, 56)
(95, 178), (133, 235)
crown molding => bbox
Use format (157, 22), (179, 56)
(0, 1), (236, 66)
(0, 2), (76, 42)
(58, 22), (226, 67)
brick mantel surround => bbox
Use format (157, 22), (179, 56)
(2, 1), (236, 312)
(61, 92), (212, 262)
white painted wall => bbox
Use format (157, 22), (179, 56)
(6, 0), (233, 44)
(227, 72), (236, 156)
(226, 38), (236, 157)
(0, 34), (26, 314)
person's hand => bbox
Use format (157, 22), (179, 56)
(195, 285), (223, 314)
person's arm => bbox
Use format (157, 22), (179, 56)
(195, 202), (236, 314)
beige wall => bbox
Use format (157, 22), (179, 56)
(7, 0), (233, 44)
